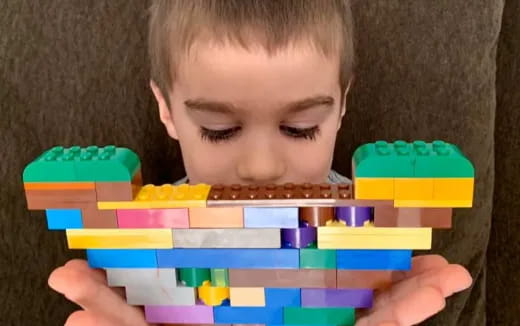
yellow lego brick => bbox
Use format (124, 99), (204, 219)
(230, 287), (265, 307)
(354, 178), (394, 200)
(394, 199), (472, 208)
(433, 178), (474, 201)
(97, 183), (211, 209)
(317, 226), (432, 249)
(198, 281), (230, 306)
(66, 229), (173, 249)
(394, 178), (434, 200)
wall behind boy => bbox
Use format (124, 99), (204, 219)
(0, 1), (512, 325)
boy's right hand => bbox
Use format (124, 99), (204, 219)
(48, 259), (157, 326)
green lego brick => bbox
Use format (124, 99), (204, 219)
(23, 145), (140, 182)
(353, 140), (415, 178)
(413, 140), (474, 177)
(300, 248), (336, 269)
(178, 268), (211, 287)
(210, 268), (229, 287)
(284, 307), (355, 325)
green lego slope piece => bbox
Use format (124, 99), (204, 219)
(178, 268), (211, 287)
(413, 140), (474, 177)
(353, 140), (415, 178)
(284, 307), (355, 325)
(300, 248), (336, 269)
(23, 145), (140, 182)
(210, 268), (229, 287)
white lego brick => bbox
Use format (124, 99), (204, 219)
(172, 228), (281, 248)
(125, 285), (196, 306)
(106, 268), (177, 287)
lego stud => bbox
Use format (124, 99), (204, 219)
(336, 206), (373, 227)
(299, 207), (335, 227)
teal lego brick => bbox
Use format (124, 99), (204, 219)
(413, 140), (474, 177)
(23, 145), (140, 182)
(299, 248), (336, 269)
(353, 140), (415, 177)
(284, 307), (355, 325)
(210, 268), (229, 287)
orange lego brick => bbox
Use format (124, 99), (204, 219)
(24, 182), (95, 190)
(188, 207), (244, 228)
(354, 178), (394, 200)
(394, 178), (434, 200)
(433, 178), (474, 201)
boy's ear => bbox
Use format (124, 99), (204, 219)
(150, 80), (179, 140)
(337, 76), (354, 131)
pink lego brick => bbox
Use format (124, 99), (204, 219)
(144, 304), (214, 324)
(117, 208), (189, 228)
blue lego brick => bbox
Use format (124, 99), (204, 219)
(244, 207), (298, 228)
(86, 249), (158, 268)
(214, 306), (283, 324)
(157, 249), (299, 269)
(265, 288), (301, 307)
(336, 249), (412, 270)
(46, 209), (83, 229)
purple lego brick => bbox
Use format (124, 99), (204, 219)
(335, 207), (372, 227)
(144, 305), (214, 324)
(281, 223), (317, 248)
(301, 288), (373, 308)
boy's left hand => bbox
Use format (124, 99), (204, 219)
(355, 254), (472, 326)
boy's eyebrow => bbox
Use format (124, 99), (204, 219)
(184, 95), (334, 114)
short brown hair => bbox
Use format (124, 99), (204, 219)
(148, 0), (355, 108)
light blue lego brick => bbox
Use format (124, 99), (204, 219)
(336, 249), (412, 270)
(214, 306), (283, 324)
(244, 207), (298, 228)
(87, 249), (158, 268)
(157, 249), (299, 269)
(46, 209), (83, 229)
(265, 288), (301, 307)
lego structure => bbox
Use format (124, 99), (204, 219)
(22, 140), (474, 325)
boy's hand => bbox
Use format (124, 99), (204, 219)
(48, 260), (157, 326)
(355, 254), (473, 326)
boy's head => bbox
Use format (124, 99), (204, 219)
(148, 0), (355, 185)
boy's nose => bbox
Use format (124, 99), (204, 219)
(236, 140), (286, 184)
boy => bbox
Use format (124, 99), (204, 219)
(48, 1), (472, 325)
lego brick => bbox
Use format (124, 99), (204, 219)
(353, 140), (415, 178)
(230, 287), (265, 306)
(353, 178), (394, 200)
(86, 249), (157, 268)
(433, 178), (474, 201)
(82, 203), (118, 228)
(299, 248), (336, 269)
(98, 184), (211, 209)
(374, 206), (452, 228)
(394, 178), (434, 200)
(66, 228), (173, 249)
(172, 228), (280, 248)
(336, 249), (412, 270)
(117, 208), (189, 228)
(244, 207), (298, 228)
(394, 199), (472, 208)
(178, 268), (211, 287)
(125, 284), (196, 305)
(25, 189), (96, 210)
(95, 181), (135, 201)
(336, 270), (394, 289)
(298, 207), (334, 227)
(45, 209), (83, 229)
(265, 288), (301, 307)
(157, 249), (299, 269)
(335, 206), (372, 226)
(198, 280), (230, 306)
(106, 268), (177, 287)
(284, 307), (354, 325)
(24, 182), (95, 190)
(145, 305), (214, 324)
(317, 226), (432, 249)
(228, 269), (336, 288)
(22, 146), (77, 182)
(213, 306), (283, 324)
(211, 269), (229, 287)
(188, 207), (244, 228)
(281, 225), (316, 248)
(413, 140), (474, 177)
(301, 288), (373, 308)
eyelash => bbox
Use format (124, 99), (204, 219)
(200, 125), (320, 143)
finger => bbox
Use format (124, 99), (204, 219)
(356, 286), (445, 326)
(64, 259), (107, 284)
(392, 254), (448, 282)
(65, 310), (113, 326)
(374, 264), (472, 309)
(48, 265), (147, 326)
